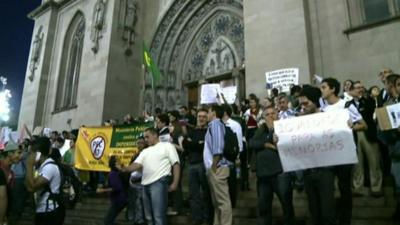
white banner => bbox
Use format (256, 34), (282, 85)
(200, 84), (221, 104)
(221, 86), (237, 104)
(200, 84), (237, 104)
(265, 68), (299, 92)
(274, 109), (357, 172)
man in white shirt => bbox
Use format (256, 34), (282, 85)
(122, 128), (180, 225)
(320, 78), (367, 225)
(25, 137), (65, 225)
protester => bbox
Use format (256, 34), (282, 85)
(7, 142), (28, 225)
(204, 105), (232, 225)
(298, 86), (337, 225)
(320, 78), (367, 225)
(182, 108), (213, 225)
(347, 81), (382, 196)
(244, 94), (263, 176)
(122, 127), (180, 225)
(222, 104), (244, 208)
(377, 68), (393, 107)
(377, 73), (400, 221)
(168, 110), (185, 216)
(96, 156), (127, 225)
(179, 106), (196, 129)
(25, 137), (65, 225)
(126, 137), (147, 225)
(250, 106), (295, 225)
(0, 142), (24, 225)
(341, 79), (354, 102)
(156, 114), (172, 143)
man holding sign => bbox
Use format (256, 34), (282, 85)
(320, 78), (367, 225)
(296, 87), (337, 225)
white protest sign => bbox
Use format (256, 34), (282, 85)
(200, 84), (222, 104)
(386, 103), (400, 129)
(221, 86), (237, 104)
(43, 128), (52, 137)
(10, 131), (20, 144)
(0, 127), (11, 144)
(274, 109), (357, 172)
(59, 139), (71, 157)
(265, 68), (299, 92)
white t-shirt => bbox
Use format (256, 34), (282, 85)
(134, 142), (180, 185)
(320, 98), (362, 123)
(36, 158), (61, 213)
(226, 118), (244, 152)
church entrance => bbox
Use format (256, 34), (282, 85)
(145, 1), (244, 112)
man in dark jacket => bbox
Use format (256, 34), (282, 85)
(182, 108), (213, 225)
(250, 106), (294, 225)
(346, 81), (382, 196)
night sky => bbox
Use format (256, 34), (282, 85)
(0, 1), (42, 124)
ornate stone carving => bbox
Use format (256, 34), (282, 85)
(204, 38), (236, 76)
(28, 26), (44, 82)
(145, 0), (244, 110)
(119, 0), (138, 55)
(91, 0), (107, 53)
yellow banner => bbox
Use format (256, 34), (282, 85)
(75, 123), (153, 172)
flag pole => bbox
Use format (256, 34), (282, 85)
(151, 71), (156, 116)
(139, 64), (145, 117)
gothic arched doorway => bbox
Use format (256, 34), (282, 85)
(145, 0), (245, 111)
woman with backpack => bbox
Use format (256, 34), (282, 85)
(97, 156), (128, 225)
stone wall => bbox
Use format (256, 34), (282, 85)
(308, 0), (400, 89)
(243, 0), (312, 97)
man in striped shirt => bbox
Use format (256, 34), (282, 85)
(204, 104), (232, 225)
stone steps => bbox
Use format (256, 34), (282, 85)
(16, 173), (398, 225)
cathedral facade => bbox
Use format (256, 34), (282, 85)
(19, 0), (400, 131)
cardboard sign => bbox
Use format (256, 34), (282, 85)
(375, 103), (400, 130)
(265, 68), (299, 92)
(274, 109), (357, 172)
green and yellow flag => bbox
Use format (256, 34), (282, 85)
(143, 42), (161, 85)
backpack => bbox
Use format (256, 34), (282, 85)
(209, 120), (240, 162)
(220, 120), (240, 162)
(40, 161), (78, 211)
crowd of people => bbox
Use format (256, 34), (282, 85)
(1, 68), (400, 225)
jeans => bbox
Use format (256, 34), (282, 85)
(126, 184), (145, 224)
(104, 202), (126, 225)
(335, 165), (353, 225)
(392, 161), (400, 194)
(257, 173), (294, 225)
(188, 163), (213, 224)
(8, 177), (29, 224)
(304, 168), (336, 225)
(143, 176), (169, 225)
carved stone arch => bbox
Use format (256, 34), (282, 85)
(147, 0), (244, 109)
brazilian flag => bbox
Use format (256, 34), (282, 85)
(143, 42), (161, 86)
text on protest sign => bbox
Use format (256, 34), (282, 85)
(265, 68), (299, 92)
(274, 109), (357, 172)
(200, 84), (237, 104)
